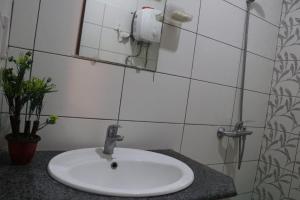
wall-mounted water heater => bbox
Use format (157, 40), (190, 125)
(132, 7), (163, 43)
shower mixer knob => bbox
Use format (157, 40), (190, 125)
(217, 127), (226, 138)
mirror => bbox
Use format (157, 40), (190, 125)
(76, 0), (166, 71)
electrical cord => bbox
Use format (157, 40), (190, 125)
(125, 41), (143, 66)
(126, 10), (151, 69)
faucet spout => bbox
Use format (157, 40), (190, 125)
(103, 124), (123, 155)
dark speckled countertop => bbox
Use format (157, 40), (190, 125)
(0, 150), (236, 200)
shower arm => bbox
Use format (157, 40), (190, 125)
(216, 0), (254, 170)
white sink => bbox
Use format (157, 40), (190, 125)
(48, 148), (194, 197)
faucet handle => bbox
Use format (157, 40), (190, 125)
(115, 135), (124, 141)
(107, 124), (121, 137)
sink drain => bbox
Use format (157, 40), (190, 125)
(111, 162), (118, 170)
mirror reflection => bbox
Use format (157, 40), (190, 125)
(77, 0), (166, 71)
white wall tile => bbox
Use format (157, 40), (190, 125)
(79, 46), (99, 58)
(118, 121), (183, 151)
(100, 27), (133, 56)
(186, 80), (236, 125)
(192, 35), (241, 87)
(181, 125), (228, 164)
(244, 53), (274, 94)
(99, 50), (127, 64)
(164, 0), (201, 33)
(232, 90), (269, 128)
(0, 82), (179, 152)
(103, 4), (134, 33)
(9, 0), (39, 49)
(102, 0), (137, 12)
(32, 52), (124, 119)
(240, 127), (263, 161)
(37, 117), (116, 150)
(84, 0), (105, 25)
(248, 15), (278, 60)
(243, 91), (269, 127)
(198, 0), (245, 48)
(224, 161), (258, 194)
(224, 0), (246, 9)
(35, 0), (83, 55)
(226, 127), (263, 163)
(226, 0), (283, 26)
(80, 22), (102, 49)
(208, 164), (224, 173)
(157, 24), (196, 77)
(120, 68), (189, 123)
(251, 0), (283, 26)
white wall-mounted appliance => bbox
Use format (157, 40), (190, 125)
(132, 7), (163, 43)
(0, 0), (13, 59)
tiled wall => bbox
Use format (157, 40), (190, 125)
(253, 0), (300, 200)
(0, 0), (283, 199)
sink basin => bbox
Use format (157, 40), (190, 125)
(48, 148), (194, 197)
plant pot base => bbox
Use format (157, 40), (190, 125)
(5, 134), (41, 165)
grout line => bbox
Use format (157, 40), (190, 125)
(0, 0), (14, 151)
(8, 45), (274, 97)
(23, 0), (41, 124)
(179, 0), (202, 153)
(0, 111), (268, 128)
(30, 0), (42, 77)
(116, 68), (126, 124)
(162, 22), (276, 62)
(251, 1), (285, 198)
(288, 134), (300, 196)
(208, 159), (258, 166)
(81, 20), (276, 63)
(80, 44), (98, 50)
(97, 3), (106, 58)
(179, 75), (192, 152)
(0, 0), (15, 115)
(196, 33), (275, 62)
(222, 0), (280, 28)
(167, 0), (281, 33)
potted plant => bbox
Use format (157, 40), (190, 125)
(0, 51), (58, 165)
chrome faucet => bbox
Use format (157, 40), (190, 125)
(217, 121), (253, 138)
(103, 124), (124, 155)
(217, 121), (253, 169)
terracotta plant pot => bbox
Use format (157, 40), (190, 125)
(5, 133), (41, 165)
